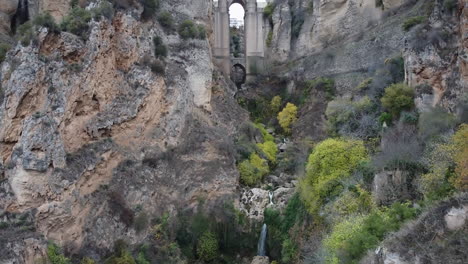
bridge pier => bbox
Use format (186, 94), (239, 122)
(213, 0), (266, 79)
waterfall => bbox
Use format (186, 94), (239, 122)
(268, 191), (274, 205)
(257, 224), (267, 256)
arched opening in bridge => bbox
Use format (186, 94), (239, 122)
(229, 2), (246, 86)
(231, 63), (246, 88)
(229, 3), (245, 58)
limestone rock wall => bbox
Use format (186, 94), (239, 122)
(0, 1), (247, 261)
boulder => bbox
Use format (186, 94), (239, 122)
(251, 256), (269, 264)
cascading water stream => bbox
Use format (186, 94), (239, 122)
(269, 191), (274, 205)
(257, 223), (267, 256)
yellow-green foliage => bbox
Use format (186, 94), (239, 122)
(197, 231), (219, 262)
(300, 138), (367, 213)
(278, 103), (298, 134)
(419, 138), (455, 201)
(257, 141), (278, 164)
(451, 124), (468, 190)
(80, 257), (96, 264)
(254, 123), (274, 142)
(326, 185), (375, 222)
(324, 215), (366, 263)
(270, 95), (282, 114)
(105, 251), (136, 264)
(354, 78), (373, 92)
(420, 124), (468, 195)
(238, 153), (269, 186)
(380, 83), (414, 118)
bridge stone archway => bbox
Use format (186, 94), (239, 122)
(213, 0), (267, 78)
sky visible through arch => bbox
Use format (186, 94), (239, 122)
(229, 3), (245, 21)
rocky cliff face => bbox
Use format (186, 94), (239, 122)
(0, 0), (248, 261)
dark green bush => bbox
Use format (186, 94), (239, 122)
(302, 77), (335, 103)
(263, 3), (276, 19)
(140, 0), (160, 20)
(402, 16), (426, 31)
(379, 112), (392, 125)
(157, 11), (174, 31)
(197, 25), (206, 39)
(150, 59), (165, 74)
(197, 231), (219, 262)
(17, 21), (34, 46)
(153, 35), (168, 58)
(0, 43), (11, 63)
(47, 243), (71, 264)
(60, 7), (92, 39)
(178, 20), (198, 39)
(33, 12), (60, 33)
(444, 0), (458, 12)
(380, 83), (414, 118)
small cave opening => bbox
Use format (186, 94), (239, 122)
(10, 0), (30, 35)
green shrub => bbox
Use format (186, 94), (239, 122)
(17, 21), (34, 46)
(325, 185), (375, 222)
(60, 7), (92, 39)
(178, 20), (198, 39)
(270, 95), (282, 115)
(0, 221), (9, 229)
(153, 35), (168, 58)
(134, 212), (148, 233)
(80, 257), (96, 264)
(277, 103), (298, 134)
(47, 243), (71, 264)
(379, 112), (392, 125)
(263, 3), (276, 19)
(324, 203), (417, 263)
(140, 0), (159, 20)
(158, 11), (174, 30)
(33, 12), (60, 33)
(253, 123), (274, 142)
(402, 16), (426, 31)
(105, 251), (136, 264)
(0, 43), (11, 63)
(135, 252), (149, 264)
(197, 25), (206, 39)
(443, 0), (458, 12)
(303, 78), (335, 102)
(355, 78), (373, 92)
(257, 141), (278, 164)
(92, 1), (115, 20)
(380, 83), (414, 118)
(266, 30), (273, 47)
(197, 231), (219, 262)
(300, 138), (367, 214)
(238, 153), (269, 186)
(451, 124), (468, 190)
(281, 239), (297, 263)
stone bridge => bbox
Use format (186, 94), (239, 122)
(213, 0), (267, 80)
